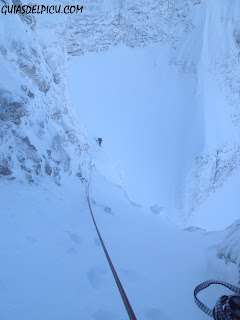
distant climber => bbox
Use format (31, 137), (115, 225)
(97, 137), (102, 147)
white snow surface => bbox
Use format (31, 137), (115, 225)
(0, 176), (238, 320)
(1, 0), (240, 318)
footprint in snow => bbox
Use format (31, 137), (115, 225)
(66, 247), (78, 255)
(120, 268), (138, 281)
(25, 235), (38, 244)
(87, 267), (107, 289)
(94, 237), (101, 248)
(67, 231), (82, 244)
(93, 309), (120, 320)
(143, 307), (170, 320)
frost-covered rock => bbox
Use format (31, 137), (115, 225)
(180, 145), (240, 215)
(217, 220), (240, 282)
(0, 0), (88, 184)
(0, 0), (198, 185)
(67, 0), (195, 56)
(177, 0), (240, 219)
(1, 0), (240, 233)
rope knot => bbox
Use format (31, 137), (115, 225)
(213, 295), (240, 320)
(194, 280), (240, 319)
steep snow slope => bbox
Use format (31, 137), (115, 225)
(1, 0), (240, 318)
(66, 0), (240, 288)
(3, 0), (240, 225)
(66, 0), (202, 212)
(67, 44), (198, 209)
(1, 176), (238, 320)
(1, 0), (240, 224)
(67, 0), (240, 228)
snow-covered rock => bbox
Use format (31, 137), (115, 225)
(67, 0), (195, 56)
(0, 0), (88, 185)
(217, 220), (240, 283)
(1, 0), (240, 317)
(176, 0), (240, 221)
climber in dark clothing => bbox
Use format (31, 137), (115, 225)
(97, 137), (102, 147)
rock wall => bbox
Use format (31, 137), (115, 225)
(0, 0), (88, 185)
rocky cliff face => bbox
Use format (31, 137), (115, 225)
(0, 0), (89, 185)
(175, 0), (240, 219)
(67, 0), (240, 225)
(1, 0), (240, 285)
(1, 0), (240, 223)
(0, 0), (199, 185)
(67, 0), (196, 56)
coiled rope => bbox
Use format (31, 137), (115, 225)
(86, 173), (137, 320)
(194, 280), (240, 319)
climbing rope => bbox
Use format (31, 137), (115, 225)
(86, 173), (137, 320)
(194, 280), (240, 319)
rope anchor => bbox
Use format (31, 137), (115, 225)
(194, 280), (240, 319)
